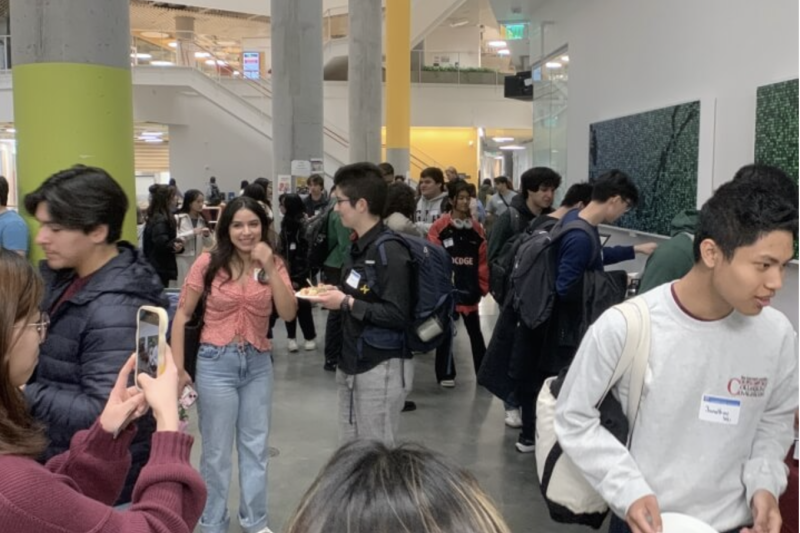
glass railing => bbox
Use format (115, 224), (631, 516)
(410, 50), (509, 86)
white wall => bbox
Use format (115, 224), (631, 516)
(529, 0), (799, 327)
(423, 26), (482, 68)
(167, 95), (272, 196)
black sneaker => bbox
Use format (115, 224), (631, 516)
(515, 436), (535, 453)
(323, 361), (337, 372)
(402, 401), (417, 412)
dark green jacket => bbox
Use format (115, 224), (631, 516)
(639, 209), (699, 293)
(323, 208), (353, 270)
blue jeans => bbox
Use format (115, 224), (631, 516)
(196, 342), (273, 533)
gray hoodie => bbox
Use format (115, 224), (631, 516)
(415, 191), (450, 235)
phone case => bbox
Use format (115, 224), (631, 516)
(135, 306), (169, 389)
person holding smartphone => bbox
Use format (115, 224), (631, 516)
(170, 197), (297, 533)
(0, 249), (206, 532)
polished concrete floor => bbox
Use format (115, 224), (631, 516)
(187, 299), (594, 533)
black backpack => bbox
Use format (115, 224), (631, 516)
(206, 183), (223, 206)
(489, 209), (557, 305)
(306, 202), (333, 270)
(509, 218), (599, 330)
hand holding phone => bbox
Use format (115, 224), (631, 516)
(135, 306), (169, 390)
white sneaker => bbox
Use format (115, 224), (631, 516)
(504, 408), (523, 428)
(288, 339), (299, 352)
(304, 339), (317, 351)
(255, 528), (274, 533)
(440, 379), (455, 388)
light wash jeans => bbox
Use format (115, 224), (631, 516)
(196, 342), (273, 533)
(337, 358), (414, 446)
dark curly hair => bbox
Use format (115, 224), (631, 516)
(383, 182), (417, 220)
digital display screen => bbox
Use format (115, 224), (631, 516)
(137, 310), (162, 378)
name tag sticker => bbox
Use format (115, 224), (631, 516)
(698, 394), (741, 425)
(289, 243), (297, 251)
(365, 260), (376, 265)
(346, 270), (362, 289)
(443, 238), (455, 248)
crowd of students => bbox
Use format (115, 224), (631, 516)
(0, 160), (796, 533)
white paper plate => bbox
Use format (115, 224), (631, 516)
(661, 513), (718, 533)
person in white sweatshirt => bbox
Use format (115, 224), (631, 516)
(174, 189), (215, 286)
(555, 165), (799, 533)
(414, 167), (450, 235)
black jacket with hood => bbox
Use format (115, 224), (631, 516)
(24, 243), (168, 504)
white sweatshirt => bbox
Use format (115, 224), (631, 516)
(415, 191), (449, 235)
(555, 283), (798, 531)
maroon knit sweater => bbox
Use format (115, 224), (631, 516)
(0, 421), (206, 532)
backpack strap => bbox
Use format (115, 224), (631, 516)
(508, 207), (522, 234)
(596, 296), (651, 444)
(552, 219), (602, 265)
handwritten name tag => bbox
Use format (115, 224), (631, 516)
(698, 394), (741, 425)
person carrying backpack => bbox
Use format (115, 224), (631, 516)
(314, 163), (415, 445)
(510, 170), (657, 453)
(280, 193), (317, 352)
(427, 181), (489, 387)
(206, 176), (223, 207)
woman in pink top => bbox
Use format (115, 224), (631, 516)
(171, 196), (297, 533)
(0, 249), (206, 532)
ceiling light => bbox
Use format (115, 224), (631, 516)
(494, 156), (504, 160)
(195, 52), (211, 58)
(130, 53), (152, 59)
(492, 136), (514, 142)
(560, 55), (569, 62)
(545, 61), (562, 69)
(487, 40), (507, 47)
(497, 49), (511, 56)
(216, 60), (227, 66)
(143, 138), (164, 143)
(205, 60), (217, 66)
(150, 61), (174, 66)
(141, 31), (170, 39)
(141, 131), (164, 136)
(499, 144), (526, 150)
(168, 42), (178, 48)
(450, 19), (469, 28)
(233, 70), (241, 76)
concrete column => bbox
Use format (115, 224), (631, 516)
(385, 0), (411, 178)
(11, 0), (137, 257)
(271, 0), (323, 203)
(175, 16), (195, 67)
(348, 0), (382, 164)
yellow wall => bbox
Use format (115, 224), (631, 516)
(381, 127), (479, 183)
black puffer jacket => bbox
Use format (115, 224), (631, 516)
(24, 243), (168, 504)
(143, 213), (180, 282)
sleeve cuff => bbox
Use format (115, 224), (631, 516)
(607, 476), (654, 519)
(744, 461), (789, 504)
(146, 432), (195, 466)
(81, 420), (137, 460)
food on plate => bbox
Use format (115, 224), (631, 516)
(298, 285), (330, 297)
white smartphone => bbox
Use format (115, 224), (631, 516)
(135, 306), (169, 389)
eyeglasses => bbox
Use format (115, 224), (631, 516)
(14, 311), (50, 344)
(335, 197), (354, 206)
(623, 199), (634, 213)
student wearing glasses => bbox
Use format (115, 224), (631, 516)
(22, 165), (168, 505)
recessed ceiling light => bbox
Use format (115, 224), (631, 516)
(492, 136), (514, 142)
(487, 40), (507, 47)
(560, 55), (569, 62)
(450, 19), (470, 28)
(150, 61), (174, 66)
(168, 42), (178, 48)
(141, 131), (164, 136)
(143, 138), (164, 143)
(233, 70), (241, 76)
(499, 144), (526, 150)
(130, 53), (152, 59)
(205, 60), (217, 66)
(195, 52), (211, 58)
(5, 128), (15, 133)
(216, 60), (227, 66)
(498, 49), (511, 56)
(545, 61), (562, 69)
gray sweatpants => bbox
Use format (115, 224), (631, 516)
(337, 358), (414, 446)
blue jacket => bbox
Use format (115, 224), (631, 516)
(24, 243), (168, 504)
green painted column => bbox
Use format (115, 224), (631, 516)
(11, 0), (137, 261)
